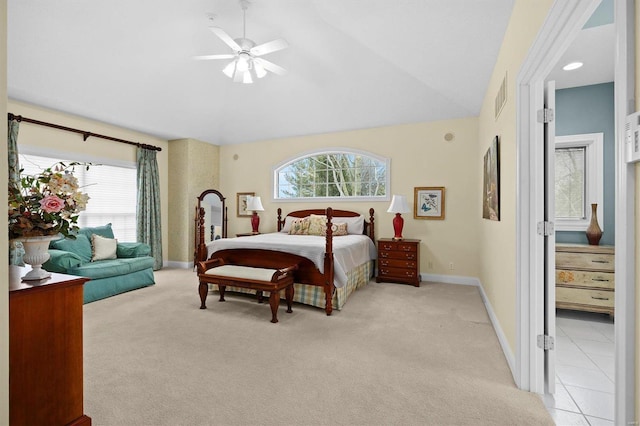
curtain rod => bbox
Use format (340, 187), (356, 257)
(8, 113), (162, 152)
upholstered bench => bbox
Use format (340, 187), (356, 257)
(197, 258), (297, 323)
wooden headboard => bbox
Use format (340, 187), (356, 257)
(276, 207), (375, 242)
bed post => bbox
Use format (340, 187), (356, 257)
(324, 207), (335, 316)
(368, 208), (375, 241)
(277, 208), (283, 232)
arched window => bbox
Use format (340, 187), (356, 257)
(274, 148), (389, 201)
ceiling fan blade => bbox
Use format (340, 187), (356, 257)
(209, 27), (241, 52)
(253, 58), (287, 76)
(250, 38), (289, 56)
(193, 54), (236, 60)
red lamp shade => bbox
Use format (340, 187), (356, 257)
(387, 195), (410, 240)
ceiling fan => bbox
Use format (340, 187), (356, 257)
(195, 0), (288, 84)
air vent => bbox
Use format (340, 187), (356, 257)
(495, 72), (508, 120)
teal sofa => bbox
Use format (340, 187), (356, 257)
(44, 224), (156, 303)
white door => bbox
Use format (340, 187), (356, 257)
(543, 80), (557, 395)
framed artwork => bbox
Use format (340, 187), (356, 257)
(414, 187), (445, 220)
(482, 136), (500, 221)
(236, 192), (255, 217)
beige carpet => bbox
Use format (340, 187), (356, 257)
(83, 268), (553, 426)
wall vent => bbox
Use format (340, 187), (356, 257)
(495, 72), (507, 120)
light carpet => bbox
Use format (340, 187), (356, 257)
(83, 268), (553, 426)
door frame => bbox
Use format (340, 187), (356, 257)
(515, 0), (636, 422)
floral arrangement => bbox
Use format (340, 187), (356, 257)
(8, 162), (90, 239)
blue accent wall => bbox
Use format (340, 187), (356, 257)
(555, 82), (615, 245)
(583, 0), (613, 29)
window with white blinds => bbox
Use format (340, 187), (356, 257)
(19, 154), (138, 241)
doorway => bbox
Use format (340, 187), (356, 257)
(515, 0), (635, 424)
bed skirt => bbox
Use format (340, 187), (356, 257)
(208, 260), (373, 311)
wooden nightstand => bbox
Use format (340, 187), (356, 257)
(376, 238), (421, 287)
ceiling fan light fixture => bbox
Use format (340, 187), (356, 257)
(222, 61), (236, 78)
(242, 71), (253, 84)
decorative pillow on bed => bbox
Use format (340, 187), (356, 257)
(91, 234), (118, 261)
(332, 215), (365, 235)
(288, 217), (310, 235)
(280, 215), (297, 233)
(330, 223), (348, 236)
(307, 214), (327, 236)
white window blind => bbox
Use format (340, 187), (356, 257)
(19, 154), (138, 241)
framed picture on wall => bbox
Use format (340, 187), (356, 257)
(482, 136), (500, 221)
(414, 187), (445, 220)
(236, 192), (255, 217)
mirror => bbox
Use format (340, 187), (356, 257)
(194, 189), (228, 267)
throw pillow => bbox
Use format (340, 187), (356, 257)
(288, 217), (310, 235)
(91, 234), (118, 261)
(331, 222), (348, 236)
(308, 214), (327, 236)
(332, 215), (365, 235)
(50, 233), (93, 263)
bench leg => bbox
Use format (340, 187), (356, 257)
(198, 281), (208, 309)
(285, 285), (294, 313)
(269, 290), (281, 323)
(219, 285), (226, 302)
(256, 290), (264, 303)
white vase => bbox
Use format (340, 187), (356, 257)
(18, 235), (59, 281)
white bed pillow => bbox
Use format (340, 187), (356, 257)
(280, 215), (298, 233)
(332, 215), (365, 235)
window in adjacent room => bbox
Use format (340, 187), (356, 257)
(274, 149), (389, 201)
(18, 152), (138, 241)
(554, 133), (603, 231)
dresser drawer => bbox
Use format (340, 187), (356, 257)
(378, 267), (418, 280)
(378, 250), (418, 261)
(556, 287), (614, 309)
(556, 252), (614, 272)
(379, 241), (418, 253)
(378, 258), (418, 269)
(556, 269), (614, 290)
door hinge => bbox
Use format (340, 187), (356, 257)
(537, 334), (555, 351)
(537, 221), (554, 236)
(537, 108), (555, 123)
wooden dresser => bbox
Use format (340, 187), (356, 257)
(376, 238), (421, 287)
(9, 265), (92, 426)
(555, 244), (614, 315)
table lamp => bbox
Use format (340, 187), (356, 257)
(387, 194), (410, 240)
(246, 195), (265, 234)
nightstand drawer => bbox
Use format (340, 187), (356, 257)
(379, 258), (418, 269)
(378, 267), (418, 280)
(378, 250), (418, 261)
(556, 287), (614, 309)
(379, 241), (418, 253)
(556, 252), (614, 272)
(556, 269), (614, 290)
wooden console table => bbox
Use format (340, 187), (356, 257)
(9, 265), (92, 426)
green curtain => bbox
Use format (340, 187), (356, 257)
(136, 147), (163, 270)
(8, 119), (24, 265)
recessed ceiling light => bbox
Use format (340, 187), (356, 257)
(563, 62), (583, 71)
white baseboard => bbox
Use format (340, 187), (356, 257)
(422, 272), (516, 382)
(164, 261), (192, 269)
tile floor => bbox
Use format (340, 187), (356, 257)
(545, 309), (615, 425)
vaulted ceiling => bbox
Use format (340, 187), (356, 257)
(9, 1), (518, 145)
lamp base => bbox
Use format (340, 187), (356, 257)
(251, 212), (260, 234)
(392, 213), (404, 241)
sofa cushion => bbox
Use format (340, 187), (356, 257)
(79, 223), (115, 240)
(91, 234), (117, 261)
(68, 256), (155, 279)
(50, 234), (92, 263)
(117, 242), (151, 258)
(44, 249), (84, 273)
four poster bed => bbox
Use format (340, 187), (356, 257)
(196, 207), (376, 315)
